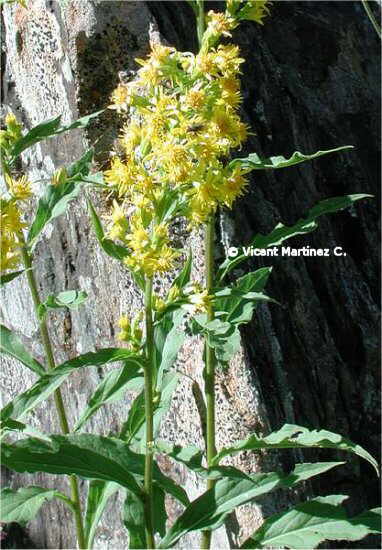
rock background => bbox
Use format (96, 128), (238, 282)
(1, 1), (380, 549)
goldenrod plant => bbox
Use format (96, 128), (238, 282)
(0, 1), (381, 549)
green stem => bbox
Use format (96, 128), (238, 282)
(196, 0), (206, 46)
(19, 239), (86, 550)
(201, 216), (217, 550)
(362, 0), (381, 39)
(195, 2), (217, 548)
(143, 276), (156, 549)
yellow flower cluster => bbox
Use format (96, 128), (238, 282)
(1, 113), (33, 274)
(117, 313), (143, 351)
(104, 2), (270, 279)
(0, 199), (25, 273)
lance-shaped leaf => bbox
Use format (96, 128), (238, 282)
(0, 486), (74, 526)
(120, 372), (180, 452)
(156, 441), (253, 481)
(27, 149), (94, 247)
(74, 362), (144, 431)
(1, 434), (189, 506)
(84, 481), (119, 549)
(0, 324), (45, 376)
(38, 290), (88, 320)
(1, 349), (143, 425)
(241, 495), (382, 549)
(211, 424), (379, 474)
(0, 270), (24, 287)
(154, 309), (186, 387)
(229, 146), (353, 173)
(66, 148), (94, 180)
(123, 483), (168, 549)
(217, 194), (372, 282)
(9, 111), (103, 161)
(123, 489), (146, 549)
(171, 250), (192, 289)
(158, 462), (344, 548)
(28, 179), (82, 245)
(0, 418), (51, 442)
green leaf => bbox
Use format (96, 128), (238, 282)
(123, 489), (146, 549)
(0, 324), (45, 376)
(84, 481), (119, 548)
(123, 484), (166, 548)
(188, 316), (241, 365)
(0, 270), (24, 286)
(211, 424), (379, 474)
(241, 495), (382, 549)
(66, 148), (94, 180)
(1, 434), (189, 506)
(1, 349), (143, 425)
(154, 309), (186, 387)
(38, 290), (88, 320)
(158, 462), (344, 548)
(28, 182), (82, 247)
(10, 111), (103, 161)
(10, 115), (61, 160)
(172, 250), (192, 289)
(152, 484), (168, 538)
(154, 187), (182, 224)
(156, 441), (251, 481)
(229, 146), (354, 173)
(0, 418), (51, 442)
(74, 361), (143, 431)
(120, 390), (145, 444)
(0, 486), (73, 526)
(87, 197), (130, 260)
(217, 194), (372, 282)
(215, 268), (276, 331)
(121, 372), (180, 452)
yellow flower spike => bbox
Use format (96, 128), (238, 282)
(51, 167), (68, 187)
(5, 174), (32, 201)
(0, 232), (21, 274)
(214, 44), (245, 77)
(239, 0), (272, 25)
(183, 283), (212, 314)
(154, 223), (169, 242)
(1, 199), (26, 234)
(120, 122), (142, 155)
(218, 167), (249, 208)
(5, 112), (22, 142)
(153, 296), (166, 312)
(206, 10), (237, 37)
(117, 315), (132, 342)
(184, 88), (207, 111)
(168, 285), (180, 302)
(154, 246), (180, 273)
(127, 225), (150, 251)
(104, 157), (137, 197)
(110, 84), (130, 111)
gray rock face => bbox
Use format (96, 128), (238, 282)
(1, 1), (380, 549)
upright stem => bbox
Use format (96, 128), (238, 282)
(195, 3), (217, 548)
(201, 216), (217, 550)
(143, 276), (155, 549)
(20, 239), (86, 550)
(196, 0), (206, 46)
